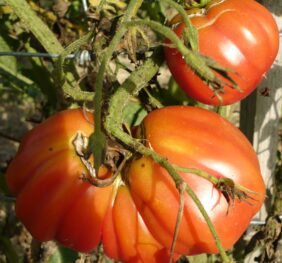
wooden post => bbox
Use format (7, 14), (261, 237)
(240, 0), (282, 222)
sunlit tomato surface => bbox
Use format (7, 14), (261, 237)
(164, 0), (279, 105)
(127, 106), (265, 255)
(5, 109), (175, 263)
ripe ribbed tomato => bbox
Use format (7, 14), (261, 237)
(6, 107), (265, 261)
(164, 0), (279, 105)
(127, 106), (265, 255)
(5, 109), (174, 263)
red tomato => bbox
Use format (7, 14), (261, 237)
(127, 106), (265, 255)
(164, 0), (279, 105)
(5, 109), (175, 263)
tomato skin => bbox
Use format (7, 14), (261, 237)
(164, 0), (279, 105)
(103, 186), (179, 263)
(127, 106), (265, 254)
(5, 109), (177, 262)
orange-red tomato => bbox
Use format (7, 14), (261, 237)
(127, 106), (265, 255)
(5, 109), (174, 263)
(164, 0), (279, 105)
(6, 107), (265, 261)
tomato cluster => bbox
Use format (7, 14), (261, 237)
(5, 0), (278, 262)
(164, 0), (279, 105)
(6, 107), (265, 262)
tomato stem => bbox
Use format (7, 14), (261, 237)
(169, 181), (186, 263)
(91, 0), (144, 175)
(163, 0), (199, 52)
(173, 165), (260, 199)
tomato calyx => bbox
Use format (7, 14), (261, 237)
(216, 178), (258, 213)
(72, 132), (128, 188)
(174, 165), (260, 212)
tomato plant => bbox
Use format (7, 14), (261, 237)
(6, 106), (266, 261)
(127, 106), (266, 255)
(164, 0), (279, 105)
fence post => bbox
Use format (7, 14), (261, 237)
(240, 0), (282, 223)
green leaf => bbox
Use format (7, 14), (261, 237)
(47, 246), (79, 263)
(122, 100), (147, 127)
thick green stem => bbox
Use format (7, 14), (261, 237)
(94, 0), (143, 129)
(105, 57), (161, 125)
(162, 0), (199, 52)
(92, 0), (144, 173)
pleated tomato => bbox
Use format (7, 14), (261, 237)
(5, 109), (175, 263)
(164, 0), (279, 105)
(127, 106), (265, 254)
